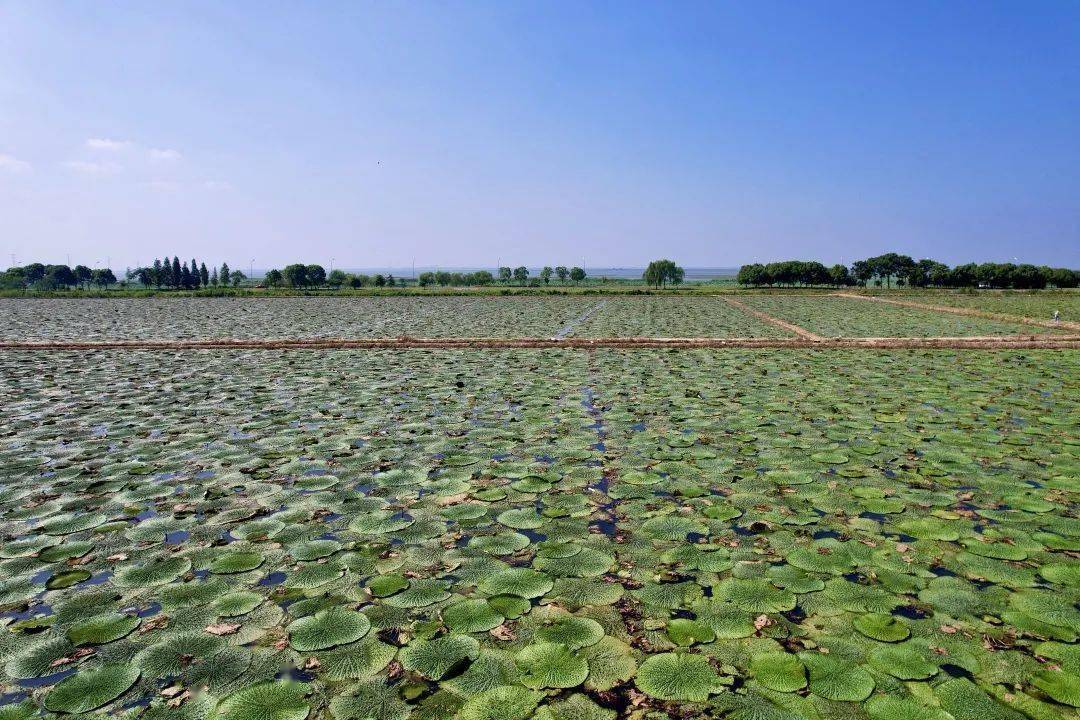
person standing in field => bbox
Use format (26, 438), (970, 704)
(1052, 310), (1060, 322)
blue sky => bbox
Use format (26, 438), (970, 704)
(1, 1), (1078, 270)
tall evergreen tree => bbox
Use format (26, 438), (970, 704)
(220, 263), (231, 287)
(181, 262), (192, 289)
(199, 263), (209, 287)
(190, 258), (200, 288)
(210, 267), (219, 286)
(172, 257), (182, 288)
(152, 259), (163, 287)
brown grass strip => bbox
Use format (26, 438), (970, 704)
(719, 297), (824, 340)
(1, 336), (1078, 351)
(832, 292), (1080, 332)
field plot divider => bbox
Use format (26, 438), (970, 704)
(832, 293), (1080, 333)
(718, 296), (824, 340)
(3, 336), (1079, 350)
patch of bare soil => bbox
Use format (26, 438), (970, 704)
(1, 336), (1077, 350)
(718, 296), (824, 340)
(832, 292), (1080, 332)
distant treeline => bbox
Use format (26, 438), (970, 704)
(418, 266), (586, 287)
(738, 254), (1079, 289)
(0, 257), (244, 290)
(2, 263), (118, 290)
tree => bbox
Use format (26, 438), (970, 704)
(512, 266), (529, 285)
(643, 259), (682, 288)
(190, 258), (200, 288)
(569, 266), (586, 284)
(75, 264), (93, 288)
(737, 264), (767, 286)
(473, 270), (494, 286)
(230, 270), (246, 287)
(265, 268), (284, 287)
(199, 263), (209, 287)
(92, 268), (116, 287)
(172, 257), (182, 288)
(374, 274), (386, 287)
(24, 263), (46, 285)
(540, 266), (553, 284)
(851, 260), (872, 287)
(210, 267), (219, 286)
(327, 269), (347, 287)
(348, 274), (365, 289)
(306, 264), (326, 287)
(828, 264), (850, 287)
(498, 266), (512, 284)
(220, 263), (231, 287)
(44, 264), (76, 288)
(180, 262), (193, 289)
(555, 266), (569, 283)
(283, 264), (307, 287)
(418, 271), (435, 287)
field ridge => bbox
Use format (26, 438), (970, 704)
(833, 291), (1080, 331)
(2, 335), (1078, 350)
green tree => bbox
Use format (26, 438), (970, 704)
(473, 270), (494, 285)
(828, 264), (850, 287)
(737, 264), (768, 286)
(327, 269), (347, 287)
(45, 265), (76, 288)
(199, 263), (209, 287)
(642, 260), (682, 288)
(172, 257), (182, 288)
(92, 268), (116, 287)
(569, 266), (586, 284)
(190, 258), (200, 288)
(283, 263), (307, 287)
(306, 264), (326, 287)
(265, 268), (283, 287)
(498, 266), (512, 284)
(210, 267), (219, 286)
(374, 274), (386, 287)
(555, 266), (569, 283)
(230, 270), (246, 287)
(512, 266), (529, 285)
(220, 262), (231, 287)
(540, 266), (553, 284)
(75, 264), (93, 288)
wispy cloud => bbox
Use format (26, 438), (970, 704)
(149, 148), (183, 162)
(63, 160), (120, 175)
(86, 138), (132, 151)
(0, 153), (31, 172)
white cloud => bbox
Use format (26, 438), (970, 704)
(64, 160), (120, 175)
(86, 138), (132, 151)
(149, 148), (183, 161)
(0, 153), (31, 172)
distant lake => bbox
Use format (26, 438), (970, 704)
(252, 266), (738, 282)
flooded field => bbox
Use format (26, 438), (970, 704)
(0, 347), (1077, 718)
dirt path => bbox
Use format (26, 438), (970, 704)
(719, 297), (824, 340)
(832, 292), (1080, 332)
(1, 335), (1077, 350)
